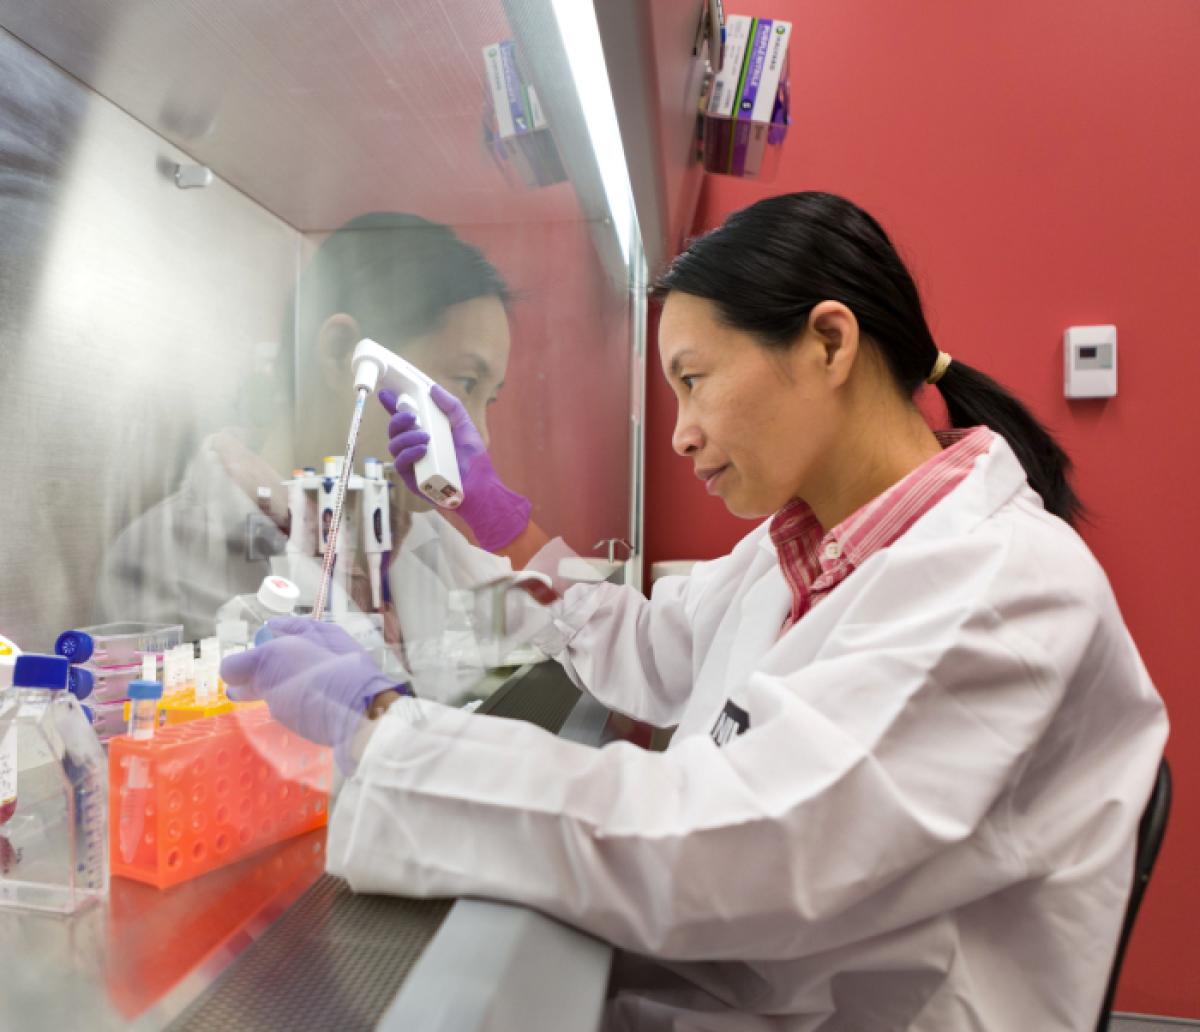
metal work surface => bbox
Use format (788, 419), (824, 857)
(153, 662), (595, 1032)
(377, 897), (610, 1032)
(478, 657), (582, 727)
(167, 875), (453, 1032)
(0, 662), (595, 1030)
(379, 667), (613, 1032)
(0, 830), (328, 1032)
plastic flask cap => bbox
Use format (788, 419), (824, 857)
(257, 575), (300, 614)
(54, 629), (95, 664)
(127, 679), (164, 701)
(68, 665), (95, 701)
(12, 654), (70, 689)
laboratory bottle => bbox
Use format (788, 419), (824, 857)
(0, 654), (109, 914)
(215, 574), (300, 651)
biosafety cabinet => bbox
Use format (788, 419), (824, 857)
(0, 1), (709, 1028)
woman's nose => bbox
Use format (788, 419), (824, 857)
(672, 410), (701, 456)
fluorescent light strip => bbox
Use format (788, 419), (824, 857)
(550, 0), (636, 265)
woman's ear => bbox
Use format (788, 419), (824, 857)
(808, 301), (859, 388)
(317, 313), (362, 391)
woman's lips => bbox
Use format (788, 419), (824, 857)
(697, 465), (728, 494)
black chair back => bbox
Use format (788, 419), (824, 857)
(1094, 758), (1172, 1032)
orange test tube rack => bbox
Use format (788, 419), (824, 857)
(108, 708), (332, 889)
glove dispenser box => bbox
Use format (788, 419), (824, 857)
(700, 15), (791, 179)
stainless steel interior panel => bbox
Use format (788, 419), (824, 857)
(1, 0), (646, 633)
(0, 0), (588, 232)
(595, 0), (707, 277)
(0, 28), (301, 649)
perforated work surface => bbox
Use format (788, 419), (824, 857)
(479, 660), (581, 730)
(167, 663), (582, 1032)
(168, 875), (452, 1032)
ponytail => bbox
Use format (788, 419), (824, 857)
(936, 360), (1082, 525)
(654, 192), (1083, 525)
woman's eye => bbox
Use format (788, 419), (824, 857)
(681, 374), (699, 391)
(453, 377), (479, 396)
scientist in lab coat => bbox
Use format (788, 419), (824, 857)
(222, 192), (1168, 1031)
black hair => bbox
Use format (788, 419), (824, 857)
(296, 212), (512, 349)
(287, 212), (512, 459)
(652, 192), (1082, 524)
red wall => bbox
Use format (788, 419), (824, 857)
(461, 218), (633, 555)
(644, 0), (1200, 1017)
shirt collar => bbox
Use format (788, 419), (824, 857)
(769, 426), (994, 582)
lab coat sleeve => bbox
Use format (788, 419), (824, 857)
(524, 567), (713, 728)
(327, 566), (1137, 961)
(392, 512), (717, 726)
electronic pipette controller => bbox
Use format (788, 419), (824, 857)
(351, 339), (464, 509)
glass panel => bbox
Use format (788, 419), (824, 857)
(0, 2), (642, 706)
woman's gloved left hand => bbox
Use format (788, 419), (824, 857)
(380, 384), (532, 552)
(220, 618), (405, 766)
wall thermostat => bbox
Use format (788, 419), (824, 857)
(1064, 325), (1117, 399)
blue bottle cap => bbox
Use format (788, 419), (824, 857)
(127, 679), (164, 701)
(54, 629), (95, 664)
(12, 654), (70, 690)
(54, 628), (94, 662)
(68, 665), (95, 701)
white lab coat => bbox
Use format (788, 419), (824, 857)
(384, 512), (580, 702)
(327, 434), (1168, 1031)
(95, 435), (273, 639)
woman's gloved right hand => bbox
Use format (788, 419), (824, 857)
(220, 617), (406, 772)
(380, 384), (531, 552)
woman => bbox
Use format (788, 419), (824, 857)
(223, 193), (1167, 1030)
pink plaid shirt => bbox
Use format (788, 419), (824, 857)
(770, 427), (994, 632)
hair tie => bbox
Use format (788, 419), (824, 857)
(926, 351), (952, 385)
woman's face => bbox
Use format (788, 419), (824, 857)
(658, 293), (843, 519)
(398, 295), (511, 448)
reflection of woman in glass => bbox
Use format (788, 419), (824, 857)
(290, 213), (562, 700)
(98, 213), (552, 657)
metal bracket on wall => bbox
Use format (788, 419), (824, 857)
(692, 0), (726, 70)
(174, 163), (213, 189)
(594, 538), (633, 564)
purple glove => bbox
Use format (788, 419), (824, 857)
(380, 383), (532, 552)
(220, 617), (406, 771)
